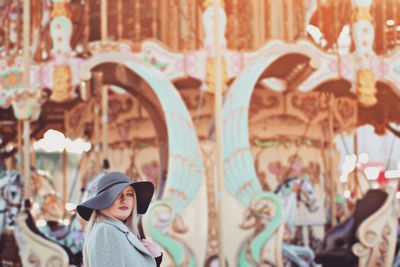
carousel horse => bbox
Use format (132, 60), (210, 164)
(37, 171), (107, 263)
(35, 170), (106, 265)
(14, 200), (76, 267)
(316, 189), (398, 267)
(0, 169), (23, 236)
(38, 194), (84, 257)
(30, 169), (58, 204)
(28, 170), (84, 265)
(275, 175), (319, 267)
(274, 175), (319, 229)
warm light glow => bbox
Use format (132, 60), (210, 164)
(32, 202), (40, 210)
(260, 78), (286, 91)
(34, 129), (91, 154)
(386, 20), (395, 26)
(385, 161), (400, 179)
(36, 220), (46, 227)
(358, 153), (369, 164)
(65, 202), (77, 211)
(364, 166), (381, 180)
(337, 25), (351, 55)
(307, 25), (322, 44)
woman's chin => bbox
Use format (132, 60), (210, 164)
(113, 213), (130, 221)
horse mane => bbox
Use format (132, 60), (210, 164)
(274, 176), (301, 194)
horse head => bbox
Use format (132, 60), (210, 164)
(296, 176), (319, 213)
(1, 171), (23, 225)
(276, 176), (319, 213)
(40, 193), (65, 222)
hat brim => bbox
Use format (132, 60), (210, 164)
(77, 181), (154, 221)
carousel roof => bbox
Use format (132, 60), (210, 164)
(0, 0), (400, 156)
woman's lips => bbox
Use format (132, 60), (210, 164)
(119, 207), (129, 210)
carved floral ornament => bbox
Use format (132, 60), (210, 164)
(250, 91), (357, 131)
(11, 92), (44, 120)
(88, 41), (131, 55)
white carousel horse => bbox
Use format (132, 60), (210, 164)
(275, 175), (319, 267)
(21, 170), (85, 265)
(14, 210), (71, 267)
(36, 172), (107, 264)
(275, 175), (319, 229)
(0, 169), (23, 236)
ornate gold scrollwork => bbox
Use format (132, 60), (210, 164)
(203, 0), (225, 8)
(51, 64), (72, 102)
(351, 7), (373, 22)
(51, 2), (70, 18)
(356, 69), (377, 107)
(205, 58), (228, 94)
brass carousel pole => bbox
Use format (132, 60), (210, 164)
(353, 130), (359, 198)
(101, 0), (109, 165)
(117, 0), (123, 40)
(83, 0), (90, 52)
(101, 84), (109, 164)
(62, 109), (69, 218)
(135, 0), (141, 42)
(23, 0), (31, 201)
(101, 0), (107, 41)
(394, 0), (398, 48)
(213, 0), (224, 266)
(152, 0), (158, 38)
(17, 120), (22, 173)
(62, 142), (68, 217)
(93, 73), (102, 172)
(328, 93), (336, 226)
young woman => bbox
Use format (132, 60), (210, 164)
(77, 171), (163, 267)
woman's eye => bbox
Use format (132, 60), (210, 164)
(127, 192), (134, 197)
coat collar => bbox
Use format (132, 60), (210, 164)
(97, 216), (153, 258)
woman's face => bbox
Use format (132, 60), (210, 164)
(109, 186), (135, 221)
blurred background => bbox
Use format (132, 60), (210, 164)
(0, 0), (400, 266)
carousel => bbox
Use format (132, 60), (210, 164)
(0, 0), (400, 266)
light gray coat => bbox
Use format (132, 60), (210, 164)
(85, 216), (156, 267)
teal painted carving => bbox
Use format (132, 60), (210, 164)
(238, 192), (284, 266)
(146, 201), (196, 267)
(81, 54), (205, 266)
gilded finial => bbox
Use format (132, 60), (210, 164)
(203, 0), (224, 8)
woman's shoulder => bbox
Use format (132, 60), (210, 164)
(90, 220), (123, 239)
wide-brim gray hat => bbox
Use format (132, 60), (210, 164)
(77, 172), (154, 221)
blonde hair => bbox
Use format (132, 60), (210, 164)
(82, 186), (139, 267)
